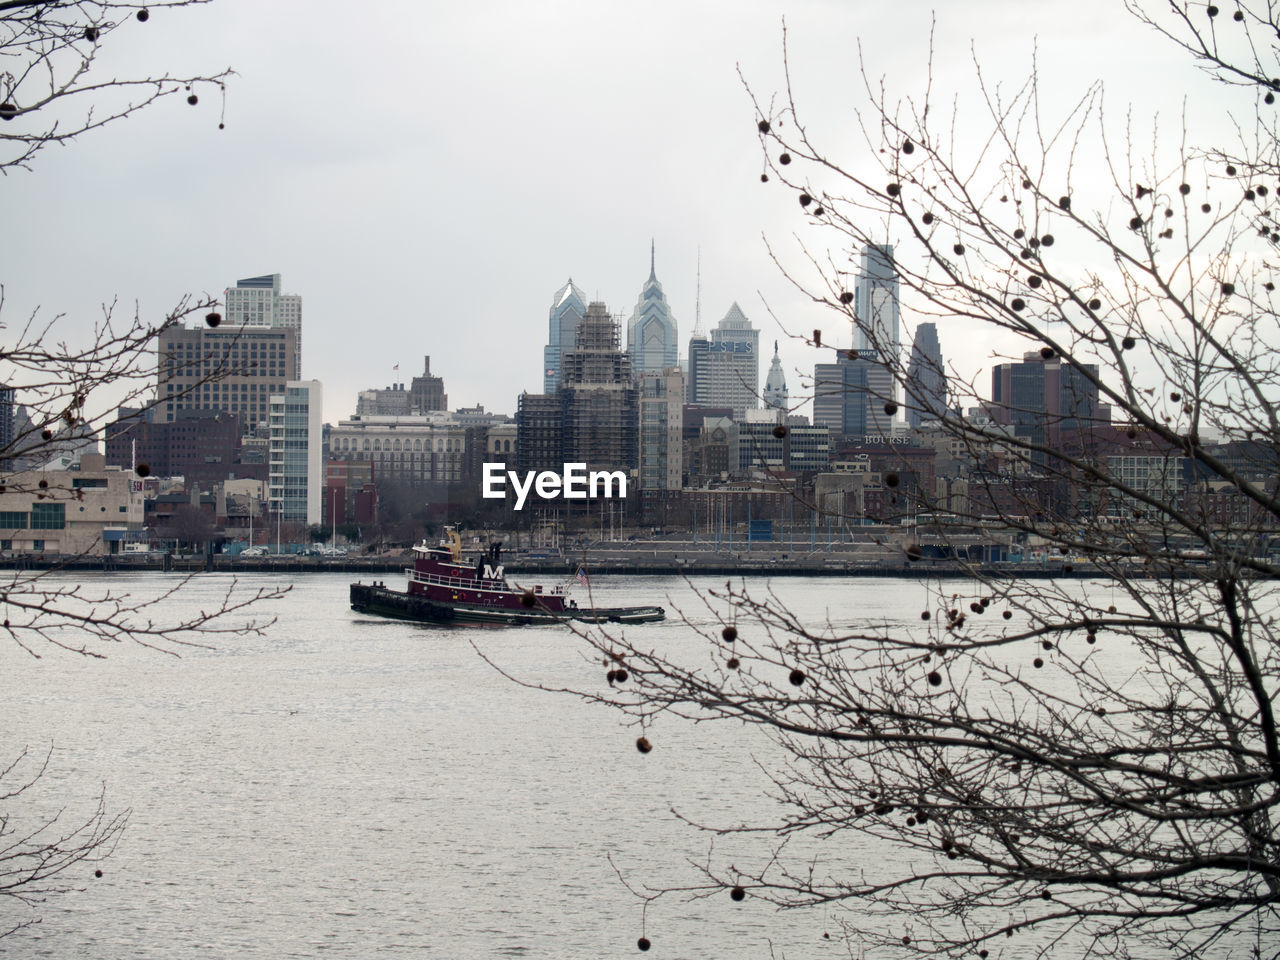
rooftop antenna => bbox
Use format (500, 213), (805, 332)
(692, 246), (704, 337)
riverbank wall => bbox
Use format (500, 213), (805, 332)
(0, 552), (1099, 579)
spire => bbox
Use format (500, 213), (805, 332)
(692, 247), (704, 337)
(628, 241), (678, 374)
(764, 340), (788, 411)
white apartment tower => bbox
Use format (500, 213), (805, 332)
(268, 380), (323, 527)
(224, 274), (303, 378)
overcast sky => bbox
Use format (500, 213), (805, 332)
(2, 0), (1229, 426)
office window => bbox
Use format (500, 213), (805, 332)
(31, 503), (65, 530)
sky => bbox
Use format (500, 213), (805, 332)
(1, 0), (1232, 427)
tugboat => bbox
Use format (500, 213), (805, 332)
(349, 532), (665, 626)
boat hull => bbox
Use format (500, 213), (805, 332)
(349, 583), (664, 626)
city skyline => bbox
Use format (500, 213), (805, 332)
(0, 1), (1209, 428)
(153, 260), (960, 434)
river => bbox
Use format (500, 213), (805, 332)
(0, 571), (1185, 957)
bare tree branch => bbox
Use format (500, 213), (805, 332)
(0, 1), (232, 173)
(515, 5), (1280, 956)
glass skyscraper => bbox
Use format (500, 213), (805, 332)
(853, 245), (900, 363)
(542, 279), (587, 393)
(627, 244), (679, 376)
(906, 322), (947, 427)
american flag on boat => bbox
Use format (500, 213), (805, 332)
(575, 567), (589, 588)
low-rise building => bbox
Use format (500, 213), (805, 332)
(0, 454), (145, 555)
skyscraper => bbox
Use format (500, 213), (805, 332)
(515, 392), (564, 477)
(561, 302), (638, 473)
(813, 349), (895, 440)
(542, 279), (588, 393)
(990, 353), (1103, 462)
(627, 243), (679, 376)
(638, 368), (684, 500)
(0, 383), (14, 468)
(702, 303), (760, 419)
(687, 333), (709, 404)
(854, 245), (900, 363)
(906, 322), (947, 427)
(763, 341), (788, 412)
(223, 274), (303, 378)
(518, 299), (642, 493)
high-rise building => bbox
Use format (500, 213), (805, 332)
(409, 356), (448, 413)
(516, 301), (640, 505)
(854, 246), (900, 365)
(515, 392), (564, 477)
(638, 368), (684, 497)
(763, 341), (788, 412)
(687, 333), (709, 404)
(989, 353), (1104, 461)
(703, 303), (760, 419)
(0, 383), (14, 468)
(627, 243), (679, 376)
(268, 380), (323, 526)
(906, 322), (947, 427)
(561, 302), (638, 474)
(223, 274), (303, 378)
(355, 357), (448, 418)
(158, 324), (297, 432)
(813, 360), (848, 434)
(813, 350), (895, 440)
(542, 279), (588, 393)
